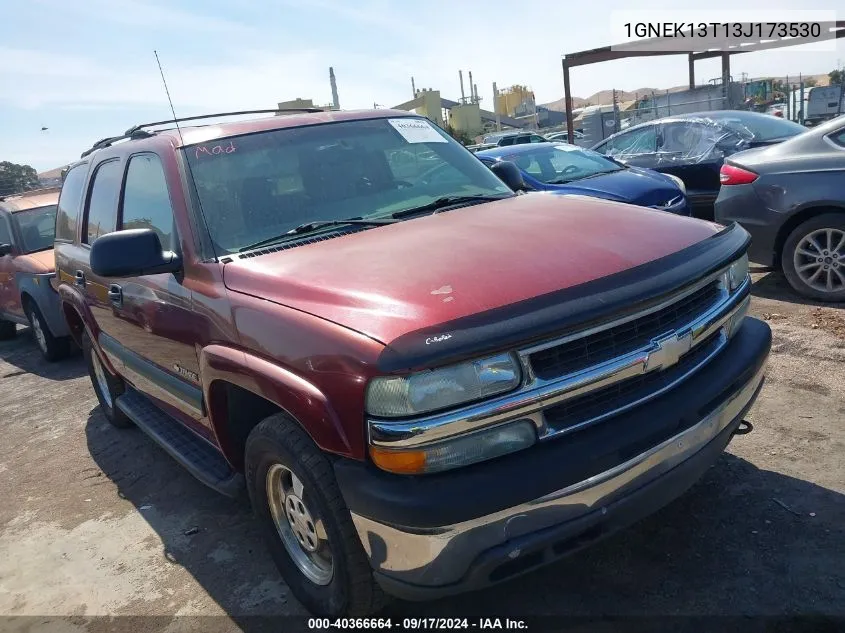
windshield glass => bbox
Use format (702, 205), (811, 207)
(505, 144), (623, 184)
(185, 117), (512, 254)
(15, 205), (57, 253)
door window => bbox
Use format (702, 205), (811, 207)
(529, 135), (546, 143)
(56, 164), (87, 242)
(121, 154), (176, 250)
(0, 215), (11, 248)
(84, 160), (122, 244)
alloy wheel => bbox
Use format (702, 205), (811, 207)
(793, 228), (845, 294)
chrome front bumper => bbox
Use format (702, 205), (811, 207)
(351, 360), (766, 593)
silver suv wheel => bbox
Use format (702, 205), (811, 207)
(266, 463), (333, 585)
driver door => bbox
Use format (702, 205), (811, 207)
(0, 212), (21, 318)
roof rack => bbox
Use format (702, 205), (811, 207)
(123, 108), (325, 136)
(80, 130), (154, 159)
(80, 108), (325, 159)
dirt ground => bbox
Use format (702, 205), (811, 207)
(0, 268), (843, 631)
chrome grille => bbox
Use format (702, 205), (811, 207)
(543, 331), (724, 435)
(529, 280), (723, 381)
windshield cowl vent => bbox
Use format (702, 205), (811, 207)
(233, 226), (365, 260)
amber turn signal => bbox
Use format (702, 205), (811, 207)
(368, 445), (427, 474)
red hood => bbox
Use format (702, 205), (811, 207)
(223, 194), (720, 345)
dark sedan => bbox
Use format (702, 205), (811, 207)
(715, 115), (845, 302)
(591, 111), (806, 220)
(477, 142), (689, 215)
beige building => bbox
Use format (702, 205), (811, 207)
(496, 85), (534, 117)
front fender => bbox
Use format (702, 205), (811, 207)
(200, 345), (353, 460)
(16, 272), (69, 336)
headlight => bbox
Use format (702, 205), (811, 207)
(728, 254), (749, 292)
(664, 173), (686, 194)
(369, 419), (536, 474)
(366, 353), (521, 418)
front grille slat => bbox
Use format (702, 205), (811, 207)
(529, 281), (722, 381)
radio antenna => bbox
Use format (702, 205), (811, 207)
(154, 50), (184, 144)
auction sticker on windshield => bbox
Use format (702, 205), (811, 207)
(389, 118), (448, 144)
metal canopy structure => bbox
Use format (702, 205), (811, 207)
(561, 21), (845, 143)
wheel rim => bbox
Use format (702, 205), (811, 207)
(91, 352), (113, 408)
(30, 313), (47, 354)
(266, 463), (333, 585)
(793, 228), (845, 293)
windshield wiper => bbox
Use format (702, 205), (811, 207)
(391, 194), (511, 219)
(239, 218), (396, 252)
(549, 169), (623, 184)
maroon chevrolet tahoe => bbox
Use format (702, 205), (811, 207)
(54, 109), (770, 616)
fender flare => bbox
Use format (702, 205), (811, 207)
(200, 344), (353, 459)
(15, 272), (70, 337)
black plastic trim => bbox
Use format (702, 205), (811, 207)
(336, 316), (770, 529)
(376, 222), (750, 373)
(99, 332), (204, 415)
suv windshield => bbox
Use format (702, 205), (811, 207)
(185, 117), (512, 254)
(15, 205), (57, 253)
(506, 144), (623, 184)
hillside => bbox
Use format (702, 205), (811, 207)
(542, 74), (831, 111)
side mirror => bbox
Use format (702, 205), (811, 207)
(0, 244), (12, 257)
(90, 229), (180, 278)
(489, 160), (526, 192)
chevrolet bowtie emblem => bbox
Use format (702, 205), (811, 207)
(645, 331), (693, 372)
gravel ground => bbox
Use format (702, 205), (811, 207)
(0, 269), (843, 632)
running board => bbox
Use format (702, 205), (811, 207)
(116, 388), (244, 498)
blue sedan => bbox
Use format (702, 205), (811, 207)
(477, 142), (690, 215)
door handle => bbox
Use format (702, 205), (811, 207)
(107, 284), (123, 306)
(74, 270), (86, 287)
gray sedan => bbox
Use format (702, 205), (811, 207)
(715, 115), (845, 302)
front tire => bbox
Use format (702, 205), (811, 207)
(82, 331), (132, 428)
(782, 213), (845, 302)
(25, 300), (70, 362)
(245, 414), (386, 616)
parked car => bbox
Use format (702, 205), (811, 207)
(715, 114), (845, 302)
(55, 109), (768, 616)
(477, 142), (690, 215)
(545, 130), (585, 143)
(0, 187), (73, 360)
(590, 111), (806, 219)
(466, 143), (497, 153)
(482, 131), (548, 146)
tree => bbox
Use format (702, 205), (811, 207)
(804, 77), (818, 88)
(444, 124), (474, 146)
(0, 161), (40, 197)
(829, 69), (844, 86)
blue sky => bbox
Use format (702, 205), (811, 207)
(1, 0), (843, 171)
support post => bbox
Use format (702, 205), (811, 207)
(563, 59), (574, 144)
(688, 53), (695, 89)
(721, 53), (731, 108)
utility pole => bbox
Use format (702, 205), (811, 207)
(493, 81), (501, 131)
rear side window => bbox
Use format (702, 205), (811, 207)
(827, 129), (845, 148)
(56, 164), (87, 242)
(84, 160), (122, 244)
(121, 154), (175, 250)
